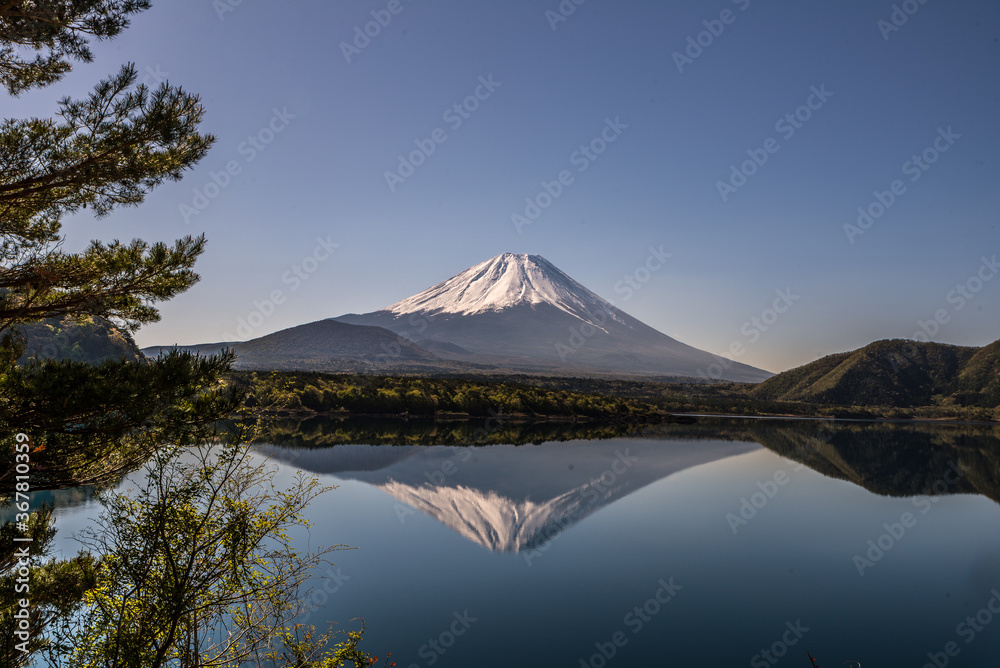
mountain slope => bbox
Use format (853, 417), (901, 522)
(336, 253), (772, 382)
(144, 320), (467, 373)
(751, 338), (998, 407)
(955, 339), (1000, 407)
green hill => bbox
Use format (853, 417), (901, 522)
(954, 339), (1000, 407)
(13, 316), (145, 364)
(751, 338), (998, 409)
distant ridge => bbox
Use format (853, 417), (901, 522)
(751, 338), (1000, 408)
(143, 320), (472, 374)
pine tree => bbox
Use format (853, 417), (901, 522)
(0, 1), (152, 95)
(0, 2), (243, 493)
(1, 4), (247, 666)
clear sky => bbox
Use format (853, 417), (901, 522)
(8, 0), (999, 373)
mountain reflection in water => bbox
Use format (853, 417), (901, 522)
(257, 417), (1000, 552)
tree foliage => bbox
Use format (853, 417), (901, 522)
(0, 349), (243, 494)
(0, 505), (98, 667)
(2, 435), (384, 668)
(0, 2), (241, 493)
(0, 1), (152, 95)
(242, 369), (1000, 423)
(0, 61), (215, 332)
(44, 437), (368, 668)
(239, 371), (663, 420)
(0, 5), (383, 665)
(0, 3), (334, 665)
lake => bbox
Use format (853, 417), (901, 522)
(46, 417), (1000, 667)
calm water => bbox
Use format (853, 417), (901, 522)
(46, 418), (1000, 667)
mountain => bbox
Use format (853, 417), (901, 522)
(335, 253), (772, 382)
(750, 338), (1000, 408)
(143, 319), (473, 373)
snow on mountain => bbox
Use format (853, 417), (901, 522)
(335, 252), (774, 382)
(384, 253), (625, 331)
(377, 481), (589, 553)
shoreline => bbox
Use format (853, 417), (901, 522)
(670, 412), (1000, 426)
(253, 408), (998, 426)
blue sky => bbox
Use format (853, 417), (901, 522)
(7, 0), (999, 372)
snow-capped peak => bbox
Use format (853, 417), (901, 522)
(382, 253), (623, 327)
